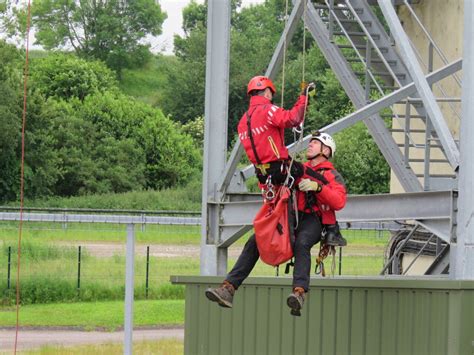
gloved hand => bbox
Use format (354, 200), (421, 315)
(298, 178), (321, 192)
(290, 161), (305, 180)
(300, 82), (316, 96)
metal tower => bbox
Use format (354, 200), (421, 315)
(200, 0), (473, 279)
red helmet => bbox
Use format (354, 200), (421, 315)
(247, 76), (276, 95)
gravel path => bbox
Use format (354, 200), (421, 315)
(57, 242), (383, 258)
(56, 242), (246, 258)
(0, 327), (184, 351)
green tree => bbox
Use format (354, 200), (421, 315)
(30, 53), (118, 101)
(333, 122), (390, 194)
(0, 40), (23, 202)
(76, 91), (202, 189)
(42, 98), (147, 196)
(14, 0), (166, 77)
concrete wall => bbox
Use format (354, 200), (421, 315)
(390, 0), (463, 193)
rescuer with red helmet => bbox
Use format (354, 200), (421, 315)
(237, 75), (313, 186)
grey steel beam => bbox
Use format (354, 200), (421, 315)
(201, 0), (231, 276)
(303, 1), (422, 192)
(239, 58), (462, 179)
(378, 0), (460, 169)
(219, 191), (454, 245)
(417, 219), (452, 243)
(0, 213), (201, 225)
(222, 0), (304, 194)
(218, 225), (253, 248)
(425, 245), (450, 275)
(451, 0), (474, 280)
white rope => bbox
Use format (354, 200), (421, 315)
(280, 0), (289, 108)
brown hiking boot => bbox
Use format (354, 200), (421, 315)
(287, 287), (305, 316)
(205, 281), (235, 308)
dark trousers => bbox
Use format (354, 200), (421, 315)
(226, 212), (322, 292)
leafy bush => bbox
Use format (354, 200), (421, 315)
(30, 53), (118, 101)
(333, 122), (390, 194)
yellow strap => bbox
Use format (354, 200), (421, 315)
(255, 163), (271, 175)
(267, 136), (281, 159)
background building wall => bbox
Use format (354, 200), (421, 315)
(390, 0), (463, 192)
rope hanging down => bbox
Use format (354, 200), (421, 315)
(280, 0), (289, 107)
(14, 0), (33, 352)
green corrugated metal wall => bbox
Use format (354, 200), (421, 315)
(171, 276), (474, 355)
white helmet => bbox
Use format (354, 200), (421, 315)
(311, 131), (336, 157)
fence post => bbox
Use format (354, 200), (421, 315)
(77, 246), (81, 295)
(7, 246), (11, 289)
(339, 247), (342, 275)
(146, 246), (150, 299)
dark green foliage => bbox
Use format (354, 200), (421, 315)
(333, 122), (390, 194)
(0, 42), (202, 202)
(30, 53), (118, 101)
(0, 41), (23, 201)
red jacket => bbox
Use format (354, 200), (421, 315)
(297, 161), (347, 224)
(238, 95), (307, 164)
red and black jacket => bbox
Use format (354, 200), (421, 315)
(237, 95), (307, 165)
(297, 161), (347, 224)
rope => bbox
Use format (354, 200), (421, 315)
(301, 0), (307, 84)
(280, 0), (289, 107)
(14, 0), (32, 352)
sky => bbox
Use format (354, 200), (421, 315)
(3, 0), (265, 53)
(153, 0), (265, 54)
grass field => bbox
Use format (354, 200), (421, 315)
(0, 300), (184, 330)
(0, 222), (390, 328)
(118, 55), (177, 107)
(17, 339), (183, 355)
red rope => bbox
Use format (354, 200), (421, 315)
(14, 0), (32, 352)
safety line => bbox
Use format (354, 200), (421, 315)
(280, 0), (289, 107)
(14, 0), (32, 352)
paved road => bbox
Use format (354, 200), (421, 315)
(0, 327), (184, 352)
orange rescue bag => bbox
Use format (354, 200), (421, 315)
(253, 186), (295, 266)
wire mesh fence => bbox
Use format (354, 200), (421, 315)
(0, 217), (397, 306)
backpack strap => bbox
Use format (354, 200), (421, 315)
(304, 167), (329, 185)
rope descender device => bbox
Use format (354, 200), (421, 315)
(263, 177), (276, 201)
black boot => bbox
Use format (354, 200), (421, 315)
(324, 223), (347, 247)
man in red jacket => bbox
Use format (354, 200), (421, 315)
(287, 131), (347, 316)
(237, 75), (313, 187)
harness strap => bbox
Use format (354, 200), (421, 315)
(304, 167), (329, 185)
(246, 109), (262, 165)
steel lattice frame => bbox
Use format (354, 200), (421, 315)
(200, 0), (474, 279)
